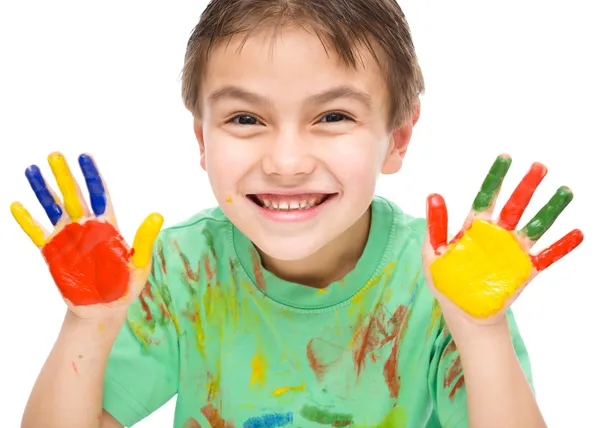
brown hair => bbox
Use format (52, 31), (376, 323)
(181, 0), (424, 128)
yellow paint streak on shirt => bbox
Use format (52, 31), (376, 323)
(250, 350), (268, 388)
(429, 219), (533, 318)
(317, 288), (328, 295)
(273, 381), (306, 396)
(354, 406), (408, 427)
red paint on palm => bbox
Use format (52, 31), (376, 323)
(497, 162), (547, 230)
(427, 194), (448, 253)
(42, 220), (131, 306)
(531, 229), (584, 271)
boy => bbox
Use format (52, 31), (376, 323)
(14, 0), (582, 427)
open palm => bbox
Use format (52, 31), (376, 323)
(11, 152), (163, 319)
(422, 154), (583, 324)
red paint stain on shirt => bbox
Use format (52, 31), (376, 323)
(201, 404), (234, 428)
(443, 341), (465, 400)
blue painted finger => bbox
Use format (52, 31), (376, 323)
(78, 154), (107, 216)
(25, 165), (63, 225)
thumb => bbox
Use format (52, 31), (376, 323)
(131, 213), (164, 268)
(426, 193), (447, 254)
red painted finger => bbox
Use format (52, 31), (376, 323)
(427, 193), (448, 254)
(497, 162), (547, 230)
(531, 229), (584, 271)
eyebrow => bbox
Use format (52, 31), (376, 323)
(207, 84), (372, 109)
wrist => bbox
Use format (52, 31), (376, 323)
(445, 313), (511, 353)
(62, 309), (127, 349)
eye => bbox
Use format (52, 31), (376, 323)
(229, 114), (262, 126)
(319, 112), (353, 123)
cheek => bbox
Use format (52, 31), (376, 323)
(326, 137), (386, 195)
(204, 130), (257, 189)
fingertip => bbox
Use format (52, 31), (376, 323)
(131, 213), (164, 268)
(10, 202), (46, 247)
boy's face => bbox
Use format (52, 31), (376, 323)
(195, 27), (417, 261)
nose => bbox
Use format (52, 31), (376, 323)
(261, 130), (316, 177)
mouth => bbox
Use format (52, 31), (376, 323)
(246, 193), (337, 211)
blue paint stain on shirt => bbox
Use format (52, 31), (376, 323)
(243, 412), (293, 428)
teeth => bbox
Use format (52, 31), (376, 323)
(254, 195), (329, 211)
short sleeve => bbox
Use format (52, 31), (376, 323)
(103, 236), (180, 427)
(427, 309), (534, 428)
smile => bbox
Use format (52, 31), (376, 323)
(247, 193), (336, 211)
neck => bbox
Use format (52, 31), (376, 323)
(258, 206), (372, 288)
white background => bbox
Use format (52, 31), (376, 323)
(0, 1), (598, 426)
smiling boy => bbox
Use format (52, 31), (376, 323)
(17, 1), (584, 427)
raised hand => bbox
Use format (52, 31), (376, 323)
(11, 152), (163, 319)
(423, 154), (583, 322)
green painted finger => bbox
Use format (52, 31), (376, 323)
(521, 186), (573, 241)
(472, 154), (512, 212)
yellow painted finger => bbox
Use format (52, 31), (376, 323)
(48, 153), (84, 221)
(10, 202), (47, 247)
(132, 213), (164, 268)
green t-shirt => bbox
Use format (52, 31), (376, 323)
(103, 196), (533, 427)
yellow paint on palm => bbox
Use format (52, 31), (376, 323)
(47, 153), (84, 220)
(250, 350), (267, 388)
(10, 202), (46, 246)
(429, 219), (533, 318)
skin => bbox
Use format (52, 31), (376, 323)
(16, 26), (582, 428)
(15, 153), (162, 428)
(423, 155), (583, 427)
(194, 26), (416, 287)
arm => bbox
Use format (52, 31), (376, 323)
(451, 316), (545, 428)
(22, 310), (126, 428)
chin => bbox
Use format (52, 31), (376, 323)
(252, 234), (330, 262)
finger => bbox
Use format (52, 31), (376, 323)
(521, 186), (573, 241)
(78, 153), (109, 217)
(131, 213), (164, 268)
(25, 165), (64, 226)
(426, 193), (448, 254)
(497, 162), (547, 230)
(10, 202), (49, 247)
(472, 154), (512, 215)
(531, 229), (583, 271)
(47, 152), (89, 221)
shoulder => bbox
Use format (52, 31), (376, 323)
(373, 195), (426, 258)
(156, 205), (233, 258)
(148, 206), (235, 303)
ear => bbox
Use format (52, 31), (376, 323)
(381, 100), (421, 175)
(193, 119), (207, 171)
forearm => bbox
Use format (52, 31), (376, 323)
(22, 309), (126, 428)
(450, 316), (546, 428)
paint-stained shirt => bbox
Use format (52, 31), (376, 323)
(102, 196), (534, 427)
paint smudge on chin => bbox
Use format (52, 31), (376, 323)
(243, 412), (293, 428)
(250, 249), (266, 291)
(201, 404), (234, 428)
(300, 405), (353, 426)
(442, 341), (465, 400)
(71, 361), (78, 375)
